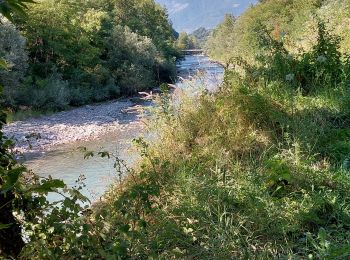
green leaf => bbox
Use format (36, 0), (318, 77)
(1, 167), (26, 194)
(30, 179), (65, 193)
(98, 151), (110, 159)
(0, 0), (35, 21)
(84, 151), (94, 159)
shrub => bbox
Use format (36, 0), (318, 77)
(17, 72), (70, 111)
(0, 19), (28, 107)
(107, 26), (158, 94)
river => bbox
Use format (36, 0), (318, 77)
(19, 55), (224, 202)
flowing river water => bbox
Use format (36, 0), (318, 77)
(17, 55), (224, 202)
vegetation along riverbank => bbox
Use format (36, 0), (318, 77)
(2, 0), (350, 258)
(1, 0), (179, 115)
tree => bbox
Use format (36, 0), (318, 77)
(0, 19), (28, 107)
(206, 14), (236, 62)
(190, 27), (211, 48)
(0, 0), (33, 69)
(176, 32), (197, 50)
(14, 0), (178, 108)
(107, 25), (157, 94)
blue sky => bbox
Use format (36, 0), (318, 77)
(156, 0), (257, 32)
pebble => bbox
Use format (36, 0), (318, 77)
(4, 98), (151, 154)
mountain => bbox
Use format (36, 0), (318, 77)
(190, 27), (211, 47)
(156, 0), (257, 32)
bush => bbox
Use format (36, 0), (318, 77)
(0, 19), (28, 107)
(206, 0), (350, 66)
(17, 72), (70, 111)
(107, 26), (158, 94)
(92, 78), (120, 102)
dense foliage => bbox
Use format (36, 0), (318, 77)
(1, 0), (178, 111)
(206, 0), (350, 65)
(3, 0), (350, 258)
(176, 27), (211, 50)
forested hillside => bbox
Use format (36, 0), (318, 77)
(175, 27), (211, 50)
(0, 0), (178, 111)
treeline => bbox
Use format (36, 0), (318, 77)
(206, 0), (350, 65)
(0, 0), (178, 111)
(176, 27), (211, 50)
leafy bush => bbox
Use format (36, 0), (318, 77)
(107, 26), (158, 94)
(17, 72), (70, 110)
(0, 19), (28, 107)
(253, 21), (345, 94)
(206, 0), (350, 65)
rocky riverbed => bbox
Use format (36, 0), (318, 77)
(4, 55), (223, 158)
(3, 55), (223, 201)
(4, 98), (150, 155)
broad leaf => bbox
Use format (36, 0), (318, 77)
(30, 179), (65, 193)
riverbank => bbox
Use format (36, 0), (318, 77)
(4, 97), (150, 155)
(4, 55), (222, 156)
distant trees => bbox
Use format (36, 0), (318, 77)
(191, 27), (211, 48)
(176, 32), (198, 50)
(176, 28), (212, 50)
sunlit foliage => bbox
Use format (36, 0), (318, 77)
(206, 0), (350, 65)
(2, 0), (178, 110)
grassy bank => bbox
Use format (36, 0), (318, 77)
(88, 78), (350, 258)
(5, 108), (55, 123)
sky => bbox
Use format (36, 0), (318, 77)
(156, 0), (257, 32)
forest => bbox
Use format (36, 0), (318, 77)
(2, 0), (350, 258)
(0, 0), (178, 113)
